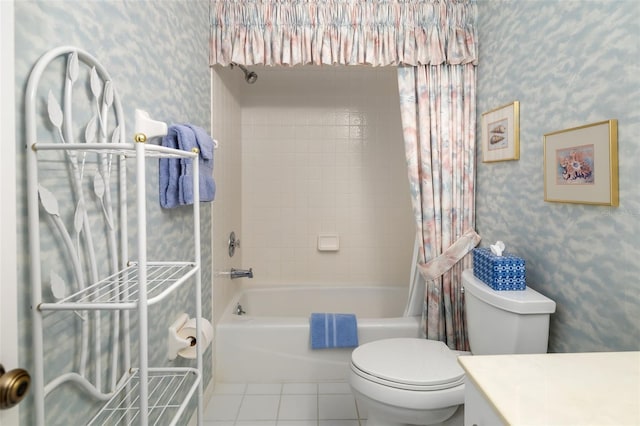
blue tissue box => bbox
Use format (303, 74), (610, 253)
(473, 247), (526, 291)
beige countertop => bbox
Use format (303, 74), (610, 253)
(458, 351), (640, 425)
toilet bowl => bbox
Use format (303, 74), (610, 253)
(350, 338), (465, 426)
(349, 269), (556, 426)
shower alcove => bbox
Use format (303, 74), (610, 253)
(209, 65), (419, 394)
(211, 65), (417, 328)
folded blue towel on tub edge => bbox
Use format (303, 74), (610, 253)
(310, 313), (358, 349)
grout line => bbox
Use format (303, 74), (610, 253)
(277, 383), (285, 424)
(317, 382), (322, 426)
(233, 390), (244, 426)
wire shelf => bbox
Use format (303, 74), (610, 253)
(39, 262), (199, 311)
(87, 368), (200, 426)
(32, 142), (199, 159)
(28, 46), (205, 426)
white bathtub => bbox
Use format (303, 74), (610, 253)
(215, 286), (421, 383)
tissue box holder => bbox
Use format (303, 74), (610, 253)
(473, 247), (526, 291)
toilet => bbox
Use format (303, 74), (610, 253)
(349, 269), (556, 426)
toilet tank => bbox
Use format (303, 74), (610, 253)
(462, 269), (556, 355)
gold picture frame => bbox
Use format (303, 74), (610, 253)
(543, 119), (618, 206)
(481, 101), (520, 162)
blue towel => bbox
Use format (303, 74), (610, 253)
(310, 313), (358, 349)
(160, 124), (216, 208)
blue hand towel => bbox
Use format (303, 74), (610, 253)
(159, 125), (187, 209)
(183, 124), (216, 204)
(310, 313), (358, 349)
(159, 124), (216, 208)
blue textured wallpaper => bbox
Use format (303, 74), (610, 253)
(14, 1), (212, 424)
(476, 0), (640, 352)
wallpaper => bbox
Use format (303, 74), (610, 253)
(14, 1), (212, 424)
(476, 0), (640, 352)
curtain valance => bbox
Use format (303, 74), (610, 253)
(210, 0), (477, 66)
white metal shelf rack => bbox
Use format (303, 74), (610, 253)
(26, 46), (203, 426)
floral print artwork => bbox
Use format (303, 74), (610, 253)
(556, 145), (595, 184)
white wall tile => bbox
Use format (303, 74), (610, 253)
(239, 67), (414, 286)
(211, 67), (243, 325)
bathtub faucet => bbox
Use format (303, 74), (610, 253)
(230, 268), (253, 279)
(235, 303), (246, 315)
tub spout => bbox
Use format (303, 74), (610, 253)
(230, 268), (253, 279)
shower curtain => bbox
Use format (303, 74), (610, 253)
(209, 0), (479, 350)
(397, 63), (480, 350)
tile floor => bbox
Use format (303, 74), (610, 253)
(204, 381), (368, 426)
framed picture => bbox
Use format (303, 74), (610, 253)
(543, 119), (618, 206)
(481, 101), (520, 162)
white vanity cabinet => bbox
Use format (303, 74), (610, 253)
(463, 377), (506, 426)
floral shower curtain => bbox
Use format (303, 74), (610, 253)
(398, 63), (480, 350)
(209, 0), (477, 66)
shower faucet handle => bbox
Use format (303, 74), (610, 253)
(228, 231), (240, 257)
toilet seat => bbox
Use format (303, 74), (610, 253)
(350, 338), (465, 391)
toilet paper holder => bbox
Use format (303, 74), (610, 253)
(167, 313), (213, 361)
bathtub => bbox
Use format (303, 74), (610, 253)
(215, 286), (421, 383)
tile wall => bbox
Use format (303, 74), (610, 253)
(211, 67), (244, 323)
(238, 66), (416, 286)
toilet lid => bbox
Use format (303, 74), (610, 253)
(351, 338), (465, 390)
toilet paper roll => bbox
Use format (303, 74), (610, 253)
(176, 317), (213, 359)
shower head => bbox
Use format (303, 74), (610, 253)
(242, 67), (258, 84)
(232, 63), (258, 84)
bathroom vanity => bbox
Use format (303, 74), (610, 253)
(458, 351), (640, 425)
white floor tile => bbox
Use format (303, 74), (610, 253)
(318, 382), (352, 394)
(318, 394), (358, 420)
(209, 381), (367, 425)
(278, 395), (318, 420)
(276, 421), (317, 426)
(237, 395), (280, 421)
(214, 383), (247, 394)
(282, 383), (318, 395)
(246, 383), (283, 395)
(354, 397), (368, 419)
(443, 405), (465, 425)
(204, 394), (243, 421)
